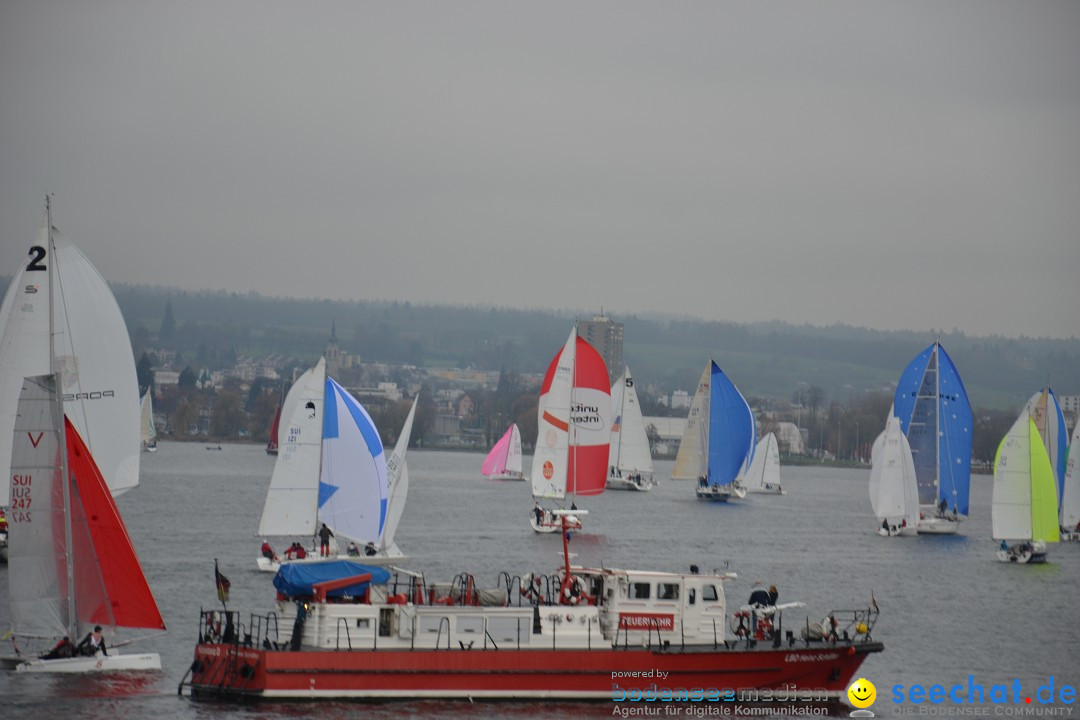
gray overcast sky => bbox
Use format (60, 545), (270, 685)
(2, 1), (1078, 339)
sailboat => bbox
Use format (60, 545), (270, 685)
(606, 366), (655, 491)
(481, 423), (525, 481)
(266, 380), (283, 455)
(6, 375), (166, 672)
(743, 432), (784, 495)
(255, 358), (412, 571)
(140, 389), (157, 452)
(1024, 387), (1068, 513)
(893, 341), (972, 534)
(992, 408), (1060, 563)
(868, 416), (919, 537)
(0, 199), (160, 672)
(529, 327), (611, 533)
(693, 361), (754, 502)
(1061, 422), (1080, 542)
(672, 364), (710, 481)
(0, 198), (142, 510)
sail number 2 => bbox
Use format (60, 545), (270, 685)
(27, 245), (47, 271)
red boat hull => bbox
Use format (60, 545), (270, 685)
(188, 641), (882, 699)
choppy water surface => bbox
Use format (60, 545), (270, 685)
(1, 442), (1076, 718)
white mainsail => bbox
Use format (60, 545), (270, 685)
(672, 364), (710, 480)
(258, 360), (327, 538)
(140, 390), (157, 447)
(744, 433), (782, 492)
(1062, 423), (1080, 532)
(608, 366), (654, 477)
(868, 416), (919, 529)
(381, 394), (418, 556)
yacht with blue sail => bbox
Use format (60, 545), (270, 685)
(892, 341), (972, 534)
(690, 361), (754, 502)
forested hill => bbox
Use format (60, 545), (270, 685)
(3, 276), (1078, 410)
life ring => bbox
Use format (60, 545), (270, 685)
(520, 574), (542, 600)
(730, 610), (751, 638)
(560, 575), (587, 605)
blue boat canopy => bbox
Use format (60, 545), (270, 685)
(273, 560), (392, 599)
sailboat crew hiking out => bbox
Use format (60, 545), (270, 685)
(181, 511), (884, 700)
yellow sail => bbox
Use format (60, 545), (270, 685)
(1028, 419), (1060, 544)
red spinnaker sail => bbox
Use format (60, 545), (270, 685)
(67, 417), (166, 632)
(539, 335), (610, 497)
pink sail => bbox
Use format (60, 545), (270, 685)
(482, 425), (514, 476)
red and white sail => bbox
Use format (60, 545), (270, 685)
(9, 375), (165, 645)
(531, 328), (611, 500)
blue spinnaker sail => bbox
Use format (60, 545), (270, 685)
(893, 342), (972, 515)
(707, 362), (755, 488)
(319, 378), (388, 543)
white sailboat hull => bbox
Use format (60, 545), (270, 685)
(916, 514), (961, 535)
(257, 551), (406, 573)
(528, 511), (581, 534)
(747, 485), (785, 495)
(605, 473), (655, 491)
(15, 652), (161, 673)
(995, 540), (1048, 564)
(487, 471), (526, 482)
(695, 485), (733, 502)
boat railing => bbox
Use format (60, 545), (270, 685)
(432, 616), (452, 650)
(612, 615), (666, 650)
(334, 617), (354, 651)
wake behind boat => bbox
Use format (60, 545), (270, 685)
(181, 514), (884, 701)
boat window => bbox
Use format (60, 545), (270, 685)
(703, 585), (718, 602)
(658, 583), (679, 600)
(688, 589), (696, 606)
(355, 618), (371, 629)
(487, 617), (528, 644)
(630, 582), (651, 600)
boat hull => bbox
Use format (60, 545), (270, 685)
(696, 486), (732, 502)
(16, 652), (161, 673)
(188, 641), (882, 700)
(916, 516), (961, 535)
(486, 472), (526, 482)
(996, 540), (1048, 564)
(257, 553), (405, 573)
(605, 475), (654, 492)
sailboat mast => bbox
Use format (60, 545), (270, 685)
(933, 342), (942, 505)
(46, 195), (79, 643)
(612, 369), (625, 471)
(569, 328), (578, 505)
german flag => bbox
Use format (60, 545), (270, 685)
(214, 559), (231, 603)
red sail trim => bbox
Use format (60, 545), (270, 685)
(542, 411), (569, 433)
(66, 417), (166, 632)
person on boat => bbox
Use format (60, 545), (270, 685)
(748, 580), (770, 607)
(938, 498), (948, 517)
(881, 519), (889, 533)
(347, 542), (360, 557)
(533, 503), (544, 526)
(767, 585), (779, 606)
(294, 543), (307, 559)
(261, 539), (276, 561)
(77, 626), (107, 656)
(698, 475), (708, 488)
(318, 523), (334, 557)
(42, 636), (74, 660)
(364, 542), (377, 556)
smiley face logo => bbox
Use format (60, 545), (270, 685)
(847, 677), (876, 709)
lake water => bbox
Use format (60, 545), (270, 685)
(1, 441), (1077, 718)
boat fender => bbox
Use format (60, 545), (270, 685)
(566, 613), (574, 622)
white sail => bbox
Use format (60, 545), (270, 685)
(8, 376), (66, 639)
(140, 390), (157, 446)
(672, 364), (710, 480)
(531, 330), (577, 500)
(505, 423), (524, 475)
(608, 366), (654, 476)
(257, 360), (327, 538)
(0, 219), (52, 508)
(868, 417), (919, 529)
(1, 205), (140, 506)
(993, 410), (1035, 541)
(1062, 423), (1080, 531)
(744, 433), (781, 492)
(381, 394), (418, 555)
